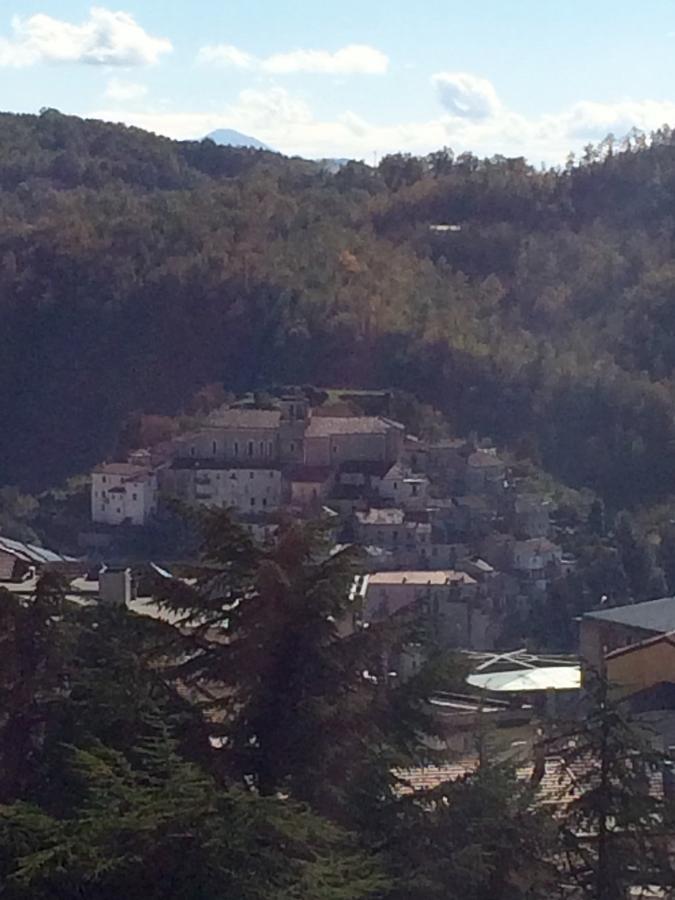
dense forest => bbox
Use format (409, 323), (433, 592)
(4, 111), (675, 511)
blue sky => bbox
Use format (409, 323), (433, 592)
(2, 1), (675, 162)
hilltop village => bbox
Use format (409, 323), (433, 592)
(88, 389), (566, 652)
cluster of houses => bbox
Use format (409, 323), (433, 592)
(90, 390), (572, 651)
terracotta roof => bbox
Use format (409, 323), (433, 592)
(305, 416), (398, 437)
(468, 450), (503, 468)
(515, 538), (560, 554)
(395, 756), (663, 807)
(367, 570), (476, 586)
(206, 408), (281, 429)
(93, 463), (152, 477)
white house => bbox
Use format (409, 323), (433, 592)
(164, 460), (282, 514)
(91, 463), (158, 526)
(378, 463), (430, 508)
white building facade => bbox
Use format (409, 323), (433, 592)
(91, 464), (158, 526)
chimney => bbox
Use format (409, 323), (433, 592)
(99, 567), (132, 607)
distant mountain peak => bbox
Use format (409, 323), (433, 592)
(205, 129), (270, 151)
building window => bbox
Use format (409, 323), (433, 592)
(102, 476), (107, 484)
(290, 441), (295, 453)
(392, 530), (399, 542)
(101, 504), (105, 512)
(259, 441), (264, 456)
(268, 441), (273, 456)
(234, 442), (239, 457)
(262, 498), (267, 507)
(250, 498), (256, 507)
(132, 493), (137, 501)
(190, 446), (196, 457)
(248, 441), (254, 457)
(411, 483), (418, 497)
(212, 440), (217, 456)
(393, 482), (398, 490)
(269, 471), (274, 478)
(249, 471), (254, 479)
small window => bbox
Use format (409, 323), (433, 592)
(234, 442), (239, 457)
(132, 493), (138, 501)
(250, 497), (256, 507)
(412, 483), (418, 497)
(249, 471), (254, 479)
(259, 441), (264, 456)
(248, 441), (254, 457)
(290, 441), (295, 453)
(262, 498), (267, 507)
(101, 504), (105, 512)
(269, 471), (274, 479)
(102, 476), (107, 484)
(268, 441), (273, 456)
(212, 441), (217, 456)
(190, 446), (196, 457)
(393, 482), (398, 490)
(116, 507), (122, 515)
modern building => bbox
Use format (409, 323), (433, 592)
(580, 596), (675, 671)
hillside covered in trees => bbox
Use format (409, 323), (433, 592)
(3, 110), (675, 510)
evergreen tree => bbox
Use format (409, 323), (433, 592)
(0, 720), (385, 900)
(154, 509), (452, 822)
(588, 498), (606, 537)
(0, 574), (72, 803)
(556, 673), (674, 899)
(381, 763), (556, 900)
(614, 512), (665, 601)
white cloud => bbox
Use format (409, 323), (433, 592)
(91, 76), (675, 166)
(198, 42), (388, 75)
(0, 6), (172, 68)
(263, 45), (388, 75)
(432, 72), (501, 120)
(197, 44), (254, 69)
(105, 77), (148, 101)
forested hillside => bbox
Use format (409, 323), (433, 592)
(3, 110), (675, 509)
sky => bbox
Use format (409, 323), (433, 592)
(2, 1), (675, 163)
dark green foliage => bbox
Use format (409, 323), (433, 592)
(0, 728), (385, 900)
(556, 674), (674, 899)
(155, 509), (448, 823)
(6, 112), (675, 512)
(382, 765), (556, 900)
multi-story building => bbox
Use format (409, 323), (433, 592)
(91, 463), (158, 526)
(378, 463), (430, 509)
(353, 508), (432, 564)
(163, 460), (282, 514)
(353, 569), (495, 649)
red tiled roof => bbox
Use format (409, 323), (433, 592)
(306, 416), (398, 437)
(395, 756), (664, 807)
(93, 463), (151, 477)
